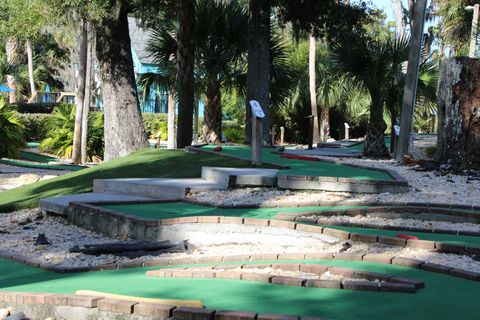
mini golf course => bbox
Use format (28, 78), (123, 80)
(99, 202), (480, 247)
(1, 148), (479, 319)
(0, 256), (479, 319)
(197, 145), (393, 180)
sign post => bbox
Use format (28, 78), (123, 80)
(249, 100), (265, 165)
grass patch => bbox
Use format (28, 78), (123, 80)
(0, 149), (261, 213)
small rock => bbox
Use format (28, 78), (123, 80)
(34, 234), (50, 246)
(5, 312), (26, 320)
(0, 308), (9, 319)
(18, 174), (40, 185)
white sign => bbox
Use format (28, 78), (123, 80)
(249, 100), (265, 119)
(344, 123), (350, 129)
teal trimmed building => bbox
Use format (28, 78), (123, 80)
(129, 17), (169, 114)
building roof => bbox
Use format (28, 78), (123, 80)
(128, 17), (155, 65)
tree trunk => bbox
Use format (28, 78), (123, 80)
(25, 39), (36, 98)
(72, 20), (88, 164)
(309, 34), (320, 145)
(193, 93), (199, 144)
(5, 38), (17, 103)
(203, 80), (222, 144)
(392, 0), (407, 37)
(245, 0), (270, 145)
(95, 1), (148, 161)
(435, 57), (480, 171)
(167, 91), (176, 149)
(365, 98), (389, 157)
(390, 111), (397, 153)
(176, 0), (196, 149)
(81, 21), (93, 163)
(319, 105), (330, 143)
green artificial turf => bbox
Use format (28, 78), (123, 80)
(101, 202), (365, 220)
(19, 151), (59, 163)
(0, 258), (478, 320)
(26, 142), (41, 148)
(200, 145), (393, 180)
(0, 149), (264, 212)
(101, 202), (480, 247)
(0, 159), (85, 171)
(348, 136), (392, 152)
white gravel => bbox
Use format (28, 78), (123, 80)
(0, 209), (479, 273)
(310, 214), (480, 233)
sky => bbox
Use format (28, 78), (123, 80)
(372, 0), (397, 22)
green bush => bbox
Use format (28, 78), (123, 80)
(40, 103), (75, 158)
(142, 113), (168, 140)
(0, 97), (26, 158)
(17, 113), (50, 141)
(40, 104), (105, 160)
(223, 120), (244, 143)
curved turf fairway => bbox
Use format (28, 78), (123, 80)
(199, 145), (393, 180)
(0, 258), (478, 319)
(100, 202), (480, 247)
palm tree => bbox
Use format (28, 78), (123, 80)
(176, 0), (196, 148)
(141, 15), (178, 149)
(332, 36), (410, 157)
(195, 0), (249, 143)
(0, 97), (25, 158)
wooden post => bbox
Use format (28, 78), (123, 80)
(344, 123), (350, 140)
(280, 127), (285, 146)
(249, 100), (265, 165)
(395, 0), (427, 162)
(271, 126), (276, 146)
(307, 115), (314, 150)
(468, 4), (480, 58)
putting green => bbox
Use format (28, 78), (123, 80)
(348, 136), (392, 152)
(101, 202), (480, 247)
(0, 258), (478, 319)
(200, 145), (393, 180)
(101, 202), (366, 220)
(20, 151), (59, 164)
(0, 159), (85, 171)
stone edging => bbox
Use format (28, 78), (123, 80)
(274, 206), (480, 237)
(146, 263), (424, 293)
(64, 202), (480, 258)
(0, 292), (324, 320)
(186, 146), (408, 194)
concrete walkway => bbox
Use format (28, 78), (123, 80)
(40, 167), (280, 215)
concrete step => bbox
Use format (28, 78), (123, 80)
(201, 167), (279, 188)
(93, 178), (226, 199)
(39, 192), (156, 215)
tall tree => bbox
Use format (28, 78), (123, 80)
(176, 0), (196, 148)
(0, 0), (47, 99)
(245, 0), (270, 145)
(277, 0), (370, 145)
(95, 2), (149, 160)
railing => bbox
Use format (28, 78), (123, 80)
(27, 91), (75, 104)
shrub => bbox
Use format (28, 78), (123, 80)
(142, 113), (168, 140)
(40, 103), (75, 158)
(86, 112), (104, 160)
(40, 104), (105, 160)
(223, 120), (244, 143)
(0, 97), (25, 158)
(17, 113), (50, 141)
